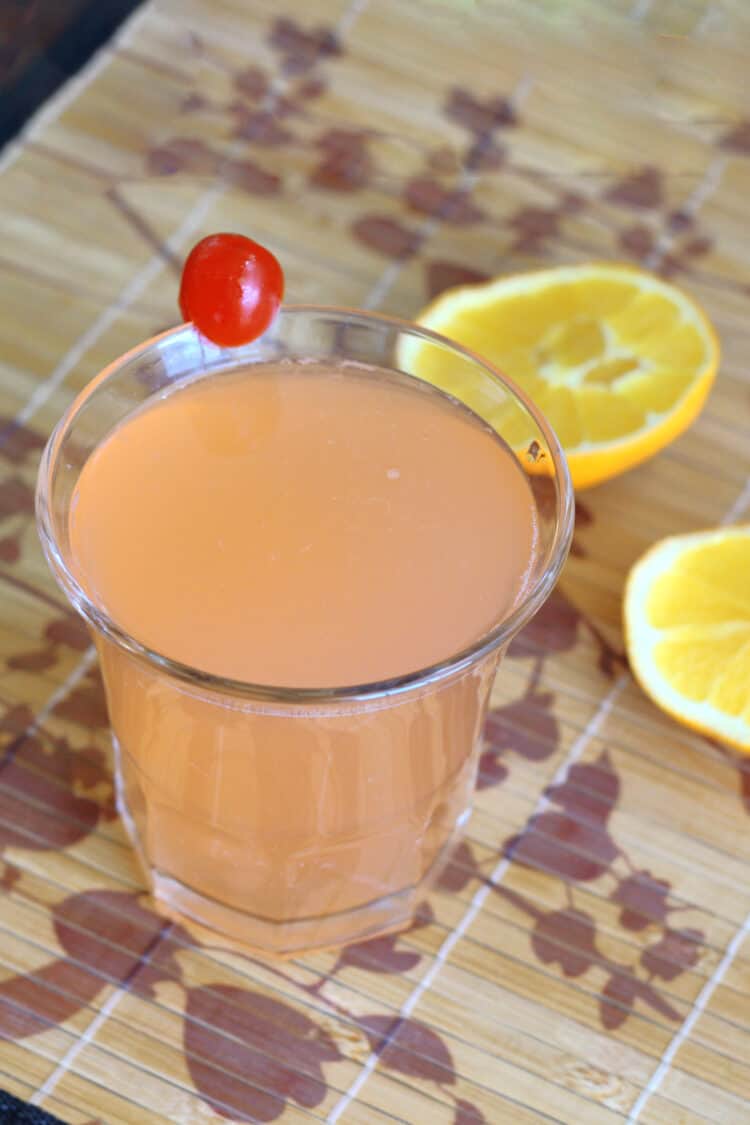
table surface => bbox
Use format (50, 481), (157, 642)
(1, 1), (750, 1122)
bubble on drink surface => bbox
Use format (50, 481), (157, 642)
(386, 468), (400, 480)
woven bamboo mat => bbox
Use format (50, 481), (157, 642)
(1, 0), (750, 1121)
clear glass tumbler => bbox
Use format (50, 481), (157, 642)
(37, 308), (573, 956)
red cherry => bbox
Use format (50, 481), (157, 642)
(179, 233), (284, 347)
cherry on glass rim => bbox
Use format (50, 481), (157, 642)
(179, 233), (285, 348)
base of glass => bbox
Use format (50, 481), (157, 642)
(114, 741), (464, 958)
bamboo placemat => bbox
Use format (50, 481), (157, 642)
(1, 1), (749, 1121)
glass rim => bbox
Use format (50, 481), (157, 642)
(36, 305), (575, 704)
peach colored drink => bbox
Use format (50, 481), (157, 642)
(68, 362), (538, 951)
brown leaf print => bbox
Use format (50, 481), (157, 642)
(667, 208), (693, 233)
(0, 861), (19, 892)
(361, 1014), (455, 1084)
(739, 756), (750, 817)
(505, 751), (621, 880)
(509, 205), (560, 252)
(479, 689), (559, 791)
(310, 129), (374, 192)
(444, 87), (516, 135)
(570, 499), (594, 559)
(404, 177), (485, 224)
(275, 93), (304, 120)
(330, 902), (431, 978)
(509, 587), (581, 657)
(641, 928), (703, 981)
(45, 616), (90, 651)
(0, 891), (173, 1041)
(477, 750), (508, 790)
(232, 109), (293, 146)
(0, 534), (20, 562)
(0, 417), (45, 464)
(69, 744), (110, 793)
(0, 478), (33, 520)
(180, 91), (208, 113)
(436, 838), (483, 894)
(466, 138), (505, 170)
(54, 890), (172, 971)
(7, 647), (56, 671)
(604, 968), (681, 1028)
(11, 621), (87, 670)
(413, 899), (436, 928)
(612, 870), (670, 931)
(0, 738), (101, 851)
(498, 738), (704, 1033)
(53, 671), (108, 729)
(658, 251), (689, 280)
(295, 76), (327, 101)
(454, 1099), (487, 1125)
(352, 215), (421, 259)
(268, 17), (340, 75)
(425, 261), (491, 300)
(234, 65), (269, 101)
(0, 959), (107, 1040)
(146, 137), (217, 177)
(619, 223), (655, 259)
(532, 908), (598, 978)
(0, 704), (33, 742)
(600, 970), (637, 1030)
(185, 985), (340, 1122)
(680, 235), (713, 259)
(506, 812), (619, 882)
(55, 889), (194, 1002)
(721, 120), (750, 153)
(225, 158), (282, 195)
(335, 932), (421, 975)
(128, 925), (194, 1001)
(605, 167), (663, 210)
(484, 690), (559, 765)
(545, 751), (620, 826)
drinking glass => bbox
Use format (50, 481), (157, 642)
(37, 308), (573, 956)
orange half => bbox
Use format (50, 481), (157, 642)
(625, 525), (750, 753)
(404, 263), (719, 490)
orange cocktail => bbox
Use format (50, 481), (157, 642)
(38, 309), (572, 955)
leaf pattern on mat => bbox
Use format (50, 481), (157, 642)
(0, 891), (178, 1040)
(495, 744), (706, 1031)
(479, 688), (560, 790)
(454, 1098), (487, 1124)
(612, 870), (671, 931)
(532, 908), (599, 978)
(185, 986), (341, 1122)
(360, 1014), (455, 1084)
(504, 751), (621, 882)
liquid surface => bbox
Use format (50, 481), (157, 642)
(70, 362), (537, 687)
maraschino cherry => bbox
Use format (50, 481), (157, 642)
(179, 233), (284, 347)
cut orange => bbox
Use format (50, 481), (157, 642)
(406, 263), (719, 490)
(625, 526), (750, 753)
